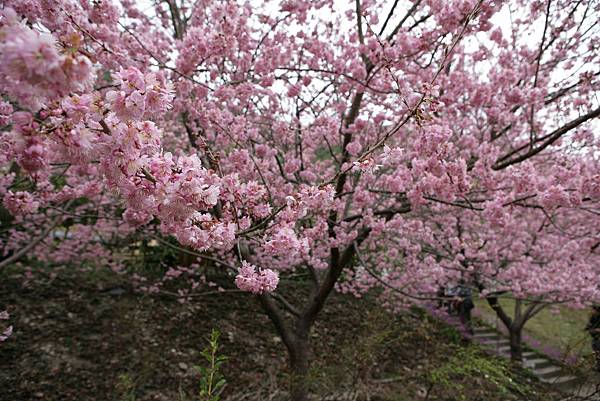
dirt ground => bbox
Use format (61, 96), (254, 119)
(0, 268), (562, 401)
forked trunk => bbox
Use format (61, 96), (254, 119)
(258, 292), (313, 401)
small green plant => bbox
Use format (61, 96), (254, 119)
(116, 373), (136, 401)
(196, 329), (227, 401)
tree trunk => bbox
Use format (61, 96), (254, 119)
(289, 334), (311, 401)
(258, 293), (314, 401)
(508, 326), (523, 363)
(486, 295), (522, 362)
(254, 226), (371, 400)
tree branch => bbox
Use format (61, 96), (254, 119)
(493, 106), (600, 170)
(302, 227), (371, 326)
(486, 295), (513, 328)
(0, 200), (74, 269)
(258, 293), (298, 351)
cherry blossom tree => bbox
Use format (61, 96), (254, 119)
(375, 195), (600, 362)
(335, 0), (600, 363)
(1, 0), (599, 399)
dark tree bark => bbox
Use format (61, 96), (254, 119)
(289, 324), (311, 401)
(486, 295), (545, 363)
(257, 293), (311, 401)
(256, 295), (313, 401)
(486, 296), (523, 362)
(252, 228), (371, 401)
(508, 326), (523, 362)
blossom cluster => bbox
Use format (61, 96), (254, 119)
(234, 261), (280, 295)
(1, 0), (600, 310)
(0, 8), (94, 109)
(0, 6), (279, 293)
(3, 191), (40, 216)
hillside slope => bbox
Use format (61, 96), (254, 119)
(0, 269), (562, 401)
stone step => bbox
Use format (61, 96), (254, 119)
(540, 374), (579, 386)
(496, 345), (511, 354)
(473, 331), (501, 339)
(473, 326), (495, 334)
(534, 365), (564, 379)
(487, 347), (509, 357)
(481, 343), (511, 352)
(568, 382), (600, 397)
(523, 358), (552, 369)
(477, 337), (509, 346)
(429, 314), (586, 392)
(493, 351), (540, 364)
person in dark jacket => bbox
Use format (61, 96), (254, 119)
(436, 286), (446, 310)
(445, 285), (459, 315)
(457, 284), (474, 335)
(586, 306), (600, 372)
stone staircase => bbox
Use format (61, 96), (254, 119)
(425, 306), (600, 398)
(471, 326), (580, 388)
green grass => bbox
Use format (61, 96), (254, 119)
(474, 298), (592, 361)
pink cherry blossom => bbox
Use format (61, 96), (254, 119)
(1, 0), (599, 390)
(235, 261), (280, 294)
